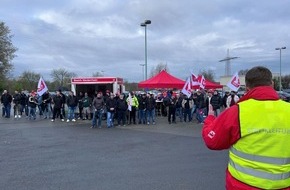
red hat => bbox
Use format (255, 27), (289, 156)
(31, 91), (36, 96)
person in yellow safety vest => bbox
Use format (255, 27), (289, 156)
(126, 91), (139, 125)
(202, 66), (290, 190)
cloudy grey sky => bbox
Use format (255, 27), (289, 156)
(1, 0), (290, 82)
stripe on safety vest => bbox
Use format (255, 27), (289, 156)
(230, 147), (290, 165)
(229, 159), (290, 180)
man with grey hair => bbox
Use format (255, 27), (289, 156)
(1, 90), (12, 118)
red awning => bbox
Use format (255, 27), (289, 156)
(138, 70), (185, 89)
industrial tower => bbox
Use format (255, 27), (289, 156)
(219, 49), (239, 76)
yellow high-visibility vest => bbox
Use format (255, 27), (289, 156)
(228, 99), (290, 189)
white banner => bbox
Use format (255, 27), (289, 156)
(37, 77), (48, 96)
(181, 77), (192, 98)
(227, 72), (240, 92)
(198, 75), (206, 89)
(191, 72), (199, 86)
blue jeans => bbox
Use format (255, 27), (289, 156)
(92, 109), (102, 128)
(117, 110), (126, 125)
(67, 106), (76, 120)
(147, 109), (155, 124)
(196, 108), (205, 123)
(4, 104), (11, 118)
(138, 109), (146, 124)
(29, 107), (36, 119)
(175, 107), (183, 121)
(191, 105), (196, 118)
(43, 103), (52, 118)
(183, 108), (192, 122)
(106, 111), (114, 127)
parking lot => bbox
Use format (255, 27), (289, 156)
(0, 116), (228, 190)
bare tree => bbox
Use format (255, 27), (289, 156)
(50, 68), (77, 90)
(18, 71), (41, 91)
(149, 62), (169, 77)
(199, 69), (215, 81)
(92, 71), (104, 77)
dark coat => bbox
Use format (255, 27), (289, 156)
(106, 98), (117, 113)
(53, 95), (64, 109)
(66, 95), (78, 107)
(116, 98), (128, 111)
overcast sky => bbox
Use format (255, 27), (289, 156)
(1, 0), (290, 82)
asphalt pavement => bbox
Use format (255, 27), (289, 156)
(0, 115), (228, 190)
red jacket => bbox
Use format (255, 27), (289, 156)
(202, 86), (290, 190)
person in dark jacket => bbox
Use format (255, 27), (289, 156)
(91, 92), (105, 128)
(168, 94), (177, 124)
(13, 90), (21, 118)
(42, 90), (52, 119)
(106, 93), (117, 128)
(1, 90), (12, 118)
(138, 93), (147, 124)
(206, 89), (223, 116)
(77, 92), (84, 119)
(20, 90), (28, 117)
(51, 90), (64, 122)
(195, 90), (206, 124)
(28, 92), (38, 120)
(116, 93), (128, 126)
(66, 91), (78, 122)
(175, 93), (184, 122)
(146, 92), (156, 125)
(182, 95), (194, 122)
(59, 89), (66, 118)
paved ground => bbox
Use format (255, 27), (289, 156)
(0, 115), (228, 190)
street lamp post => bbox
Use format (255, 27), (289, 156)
(140, 64), (145, 80)
(275, 47), (286, 91)
(140, 20), (151, 80)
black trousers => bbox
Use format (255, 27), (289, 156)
(168, 107), (176, 122)
(129, 106), (136, 124)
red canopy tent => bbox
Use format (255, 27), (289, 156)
(138, 70), (185, 89)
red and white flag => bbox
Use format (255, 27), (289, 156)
(227, 72), (240, 92)
(197, 75), (206, 89)
(37, 77), (48, 96)
(182, 77), (192, 98)
(191, 72), (199, 86)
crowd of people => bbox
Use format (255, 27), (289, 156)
(1, 88), (242, 128)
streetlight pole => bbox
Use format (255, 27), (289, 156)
(140, 20), (151, 80)
(275, 47), (286, 91)
(140, 64), (145, 80)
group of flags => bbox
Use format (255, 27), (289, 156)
(181, 71), (241, 98)
(36, 71), (241, 99)
(181, 72), (206, 98)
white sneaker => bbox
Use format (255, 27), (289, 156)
(51, 119), (55, 122)
(14, 115), (17, 118)
(66, 119), (70, 122)
(72, 119), (76, 122)
(18, 115), (21, 118)
(61, 119), (65, 122)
